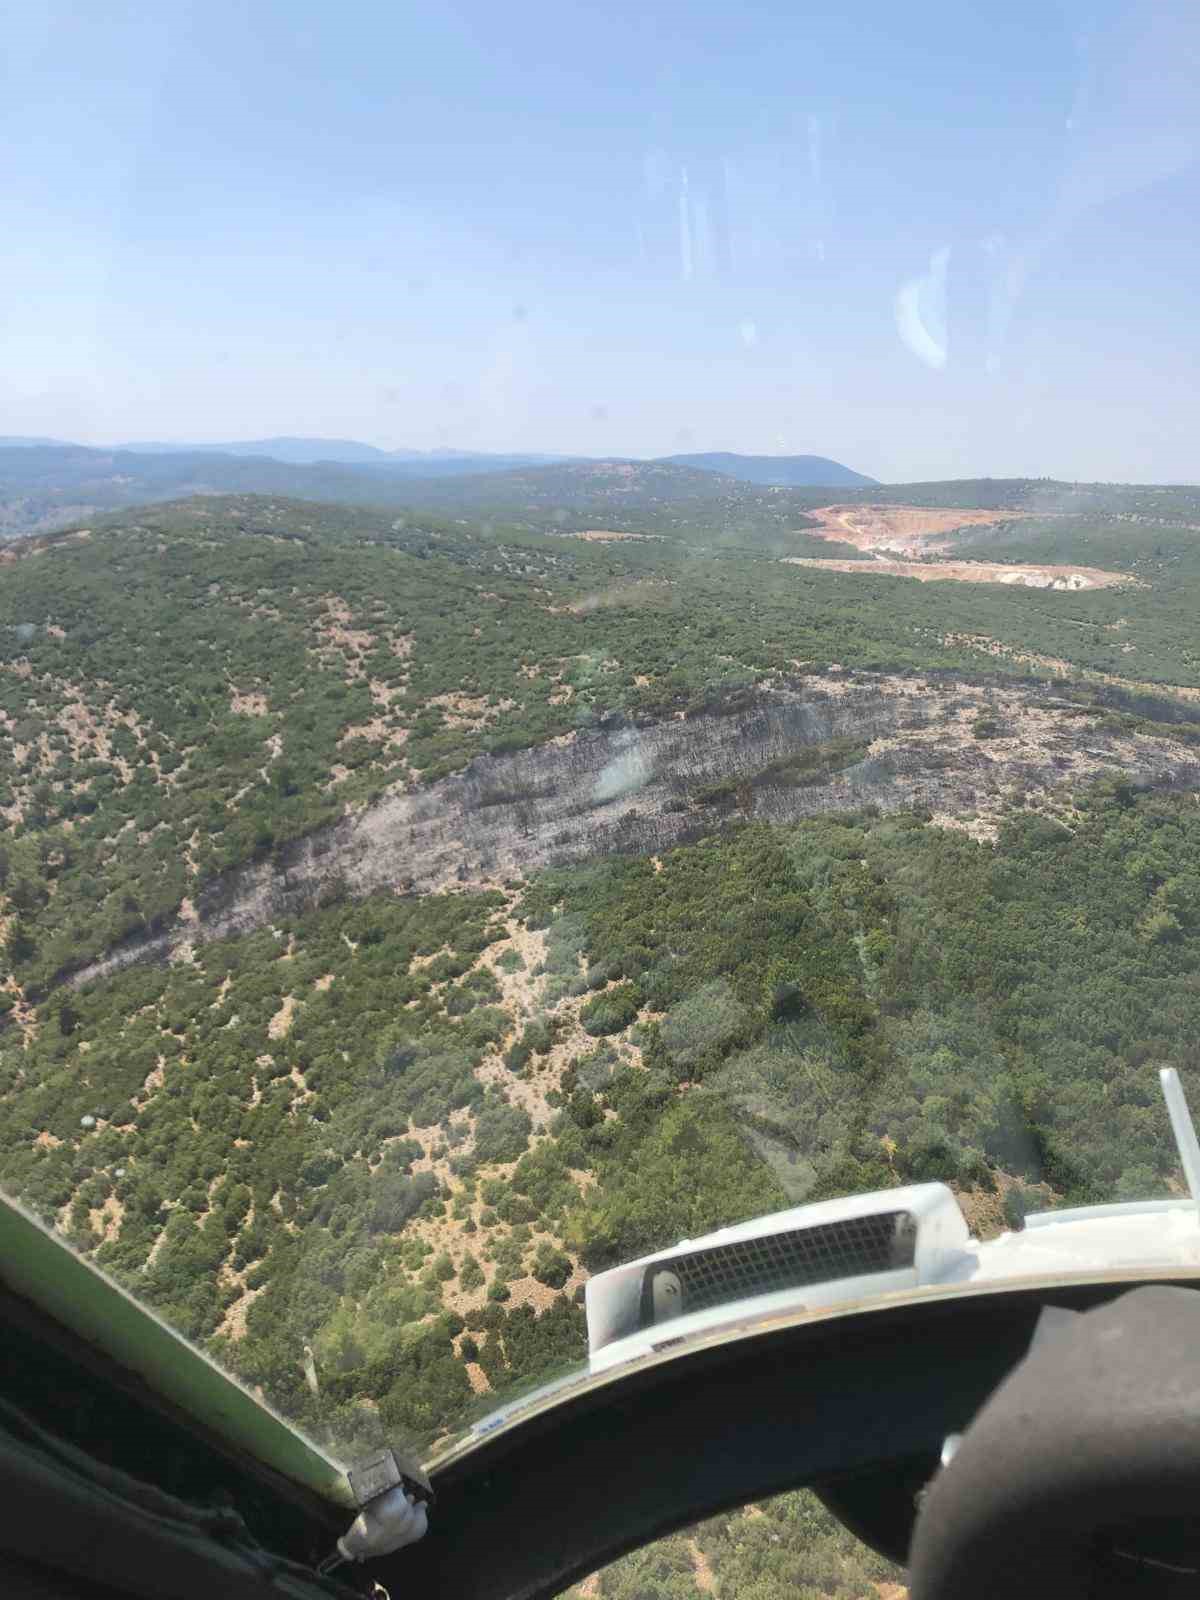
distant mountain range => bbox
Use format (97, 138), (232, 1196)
(118, 436), (403, 464)
(0, 446), (836, 542)
(114, 438), (573, 472)
(0, 437), (878, 540)
(0, 435), (871, 481)
(0, 435), (75, 449)
(113, 440), (876, 487)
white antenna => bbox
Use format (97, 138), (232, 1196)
(1160, 1068), (1200, 1216)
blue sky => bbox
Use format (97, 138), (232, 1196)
(4, 0), (1198, 480)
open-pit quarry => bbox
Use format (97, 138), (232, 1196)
(794, 504), (1130, 589)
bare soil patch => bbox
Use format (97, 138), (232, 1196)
(217, 1275), (267, 1341)
(687, 1540), (716, 1593)
(88, 1195), (124, 1245)
(229, 686), (269, 716)
(942, 632), (1200, 703)
(572, 530), (661, 543)
(313, 595), (376, 679)
(783, 556), (1128, 590)
(428, 692), (514, 732)
(267, 995), (297, 1040)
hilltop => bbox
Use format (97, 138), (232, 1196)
(363, 458), (842, 539)
(664, 451), (877, 488)
(0, 435), (75, 449)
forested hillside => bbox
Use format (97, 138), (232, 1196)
(3, 792), (1200, 1449)
(564, 1489), (903, 1598)
(4, 486), (1200, 1596)
(4, 492), (1200, 996)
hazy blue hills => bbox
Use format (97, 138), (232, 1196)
(0, 444), (585, 539)
(114, 441), (875, 485)
(664, 451), (877, 488)
(6, 436), (1200, 546)
(0, 437), (880, 541)
(116, 438), (572, 470)
(0, 448), (841, 540)
(118, 436), (399, 464)
(0, 435), (76, 449)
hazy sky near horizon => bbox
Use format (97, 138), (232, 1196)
(4, 0), (1199, 481)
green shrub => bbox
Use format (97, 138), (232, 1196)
(368, 1171), (437, 1235)
(472, 1102), (533, 1165)
(531, 1243), (572, 1290)
(496, 1191), (538, 1225)
(459, 1255), (485, 1292)
(1002, 1186), (1028, 1231)
(580, 983), (641, 1038)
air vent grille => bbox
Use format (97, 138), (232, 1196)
(643, 1210), (917, 1323)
